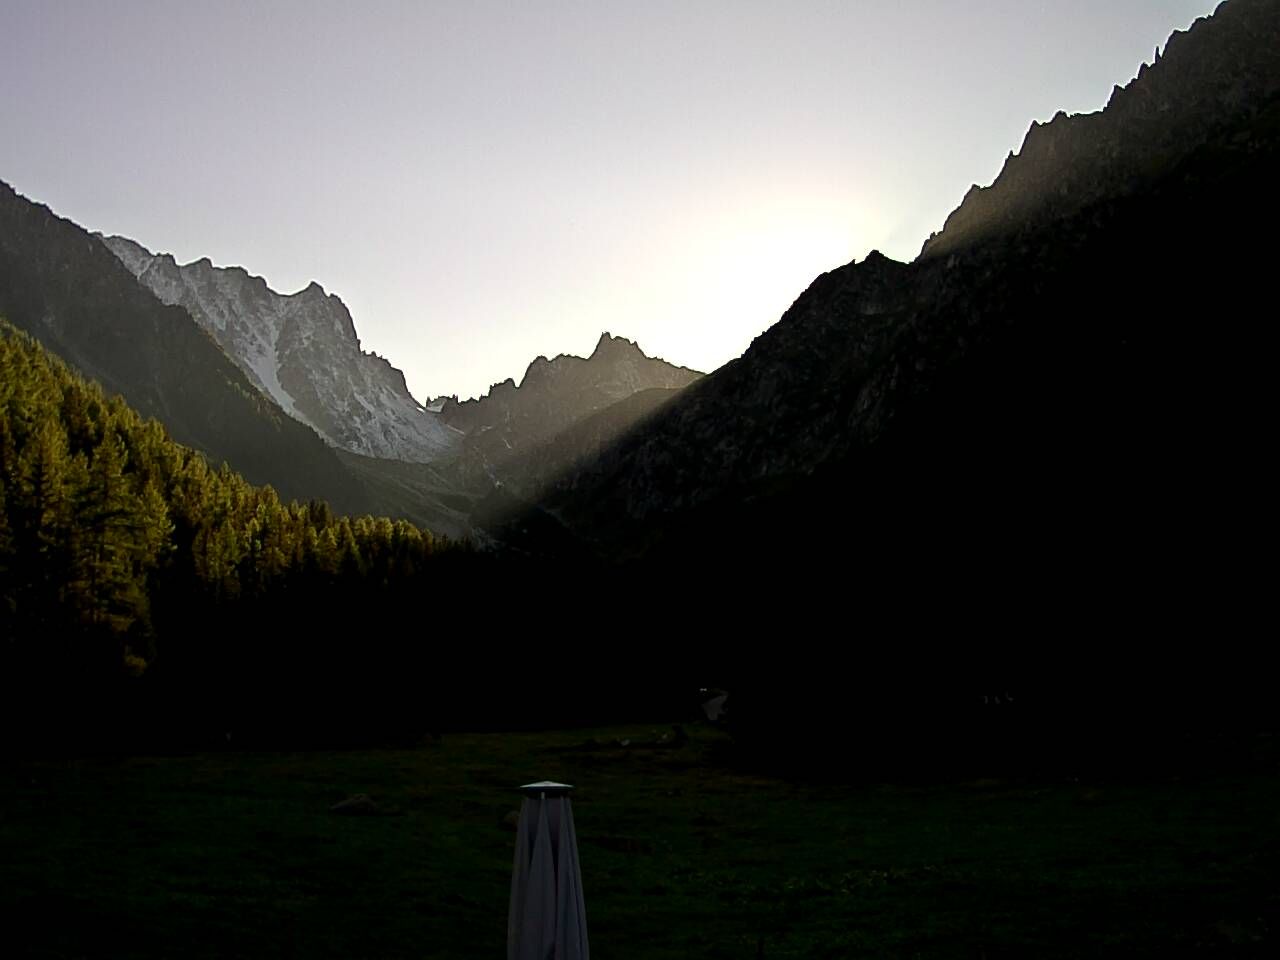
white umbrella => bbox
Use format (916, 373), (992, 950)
(508, 781), (589, 960)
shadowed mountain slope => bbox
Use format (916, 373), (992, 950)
(0, 181), (366, 511)
(533, 0), (1279, 621)
(921, 0), (1280, 259)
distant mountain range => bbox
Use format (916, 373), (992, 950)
(336, 336), (703, 540)
(0, 186), (702, 531)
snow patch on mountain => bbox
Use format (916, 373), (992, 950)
(102, 235), (458, 462)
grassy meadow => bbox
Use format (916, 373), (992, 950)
(3, 723), (1278, 958)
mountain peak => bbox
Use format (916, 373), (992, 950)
(591, 331), (644, 361)
(862, 249), (896, 265)
(439, 333), (703, 454)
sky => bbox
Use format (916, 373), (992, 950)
(1, 0), (1218, 401)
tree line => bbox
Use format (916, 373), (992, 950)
(0, 321), (491, 746)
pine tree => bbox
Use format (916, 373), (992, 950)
(72, 427), (148, 638)
(0, 481), (14, 635)
(15, 418), (74, 638)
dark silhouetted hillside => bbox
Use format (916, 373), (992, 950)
(533, 0), (1278, 637)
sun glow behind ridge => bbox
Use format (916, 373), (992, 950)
(0, 0), (1218, 400)
(608, 191), (879, 377)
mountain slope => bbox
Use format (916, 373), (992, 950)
(535, 0), (1280, 604)
(0, 181), (367, 511)
(0, 317), (454, 673)
(103, 235), (459, 463)
(921, 0), (1280, 259)
(332, 448), (473, 540)
(438, 332), (702, 493)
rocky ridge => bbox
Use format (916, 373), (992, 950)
(103, 235), (459, 463)
(437, 332), (702, 493)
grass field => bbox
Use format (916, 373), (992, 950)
(3, 724), (1278, 958)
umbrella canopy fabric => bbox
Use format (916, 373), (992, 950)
(508, 783), (588, 960)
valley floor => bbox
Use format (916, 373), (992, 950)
(3, 725), (1277, 958)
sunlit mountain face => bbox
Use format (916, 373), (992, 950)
(102, 233), (461, 463)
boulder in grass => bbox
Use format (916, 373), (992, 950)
(330, 793), (380, 815)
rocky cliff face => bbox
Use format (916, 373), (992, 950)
(103, 236), (459, 463)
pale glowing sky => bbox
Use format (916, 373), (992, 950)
(1, 1), (1215, 401)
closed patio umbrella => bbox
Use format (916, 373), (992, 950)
(508, 781), (588, 960)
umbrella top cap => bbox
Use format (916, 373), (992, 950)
(519, 781), (574, 796)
